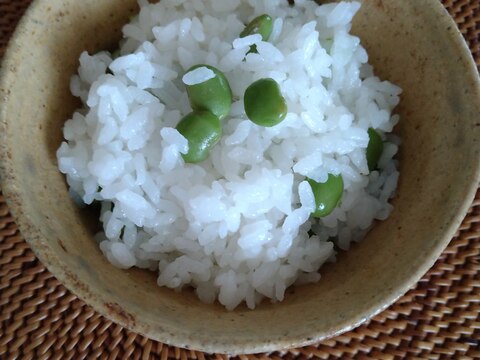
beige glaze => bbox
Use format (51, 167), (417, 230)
(0, 0), (479, 355)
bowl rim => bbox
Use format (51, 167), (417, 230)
(1, 0), (480, 355)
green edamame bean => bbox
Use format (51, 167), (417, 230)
(240, 14), (273, 54)
(324, 38), (333, 54)
(111, 49), (120, 59)
(240, 14), (273, 41)
(366, 128), (384, 171)
(176, 111), (222, 163)
(244, 78), (287, 127)
(185, 65), (232, 120)
(308, 174), (344, 218)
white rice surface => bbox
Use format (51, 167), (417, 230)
(57, 0), (401, 310)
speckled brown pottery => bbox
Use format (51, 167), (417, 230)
(0, 0), (479, 355)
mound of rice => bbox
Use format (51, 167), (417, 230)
(57, 0), (401, 310)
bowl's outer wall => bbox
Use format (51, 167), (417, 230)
(0, 0), (479, 355)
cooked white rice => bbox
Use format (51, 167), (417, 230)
(57, 0), (401, 310)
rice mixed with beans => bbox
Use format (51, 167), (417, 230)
(57, 0), (401, 310)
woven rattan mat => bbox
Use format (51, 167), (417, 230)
(1, 0), (479, 359)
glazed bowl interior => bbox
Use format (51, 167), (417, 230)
(0, 0), (479, 355)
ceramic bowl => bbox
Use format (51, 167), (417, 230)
(1, 0), (479, 355)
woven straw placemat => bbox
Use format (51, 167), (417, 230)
(1, 0), (479, 359)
